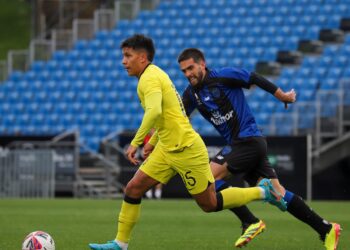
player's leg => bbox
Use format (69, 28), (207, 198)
(215, 181), (266, 249)
(211, 160), (261, 224)
(89, 145), (175, 250)
(215, 178), (261, 226)
(89, 169), (159, 250)
(192, 183), (265, 212)
(268, 177), (341, 248)
(210, 144), (266, 247)
(116, 170), (159, 245)
(171, 136), (276, 212)
(190, 177), (283, 213)
(251, 136), (341, 248)
(211, 161), (265, 248)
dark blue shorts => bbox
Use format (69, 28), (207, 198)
(211, 136), (278, 186)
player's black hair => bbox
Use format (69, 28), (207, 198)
(177, 48), (206, 63)
(120, 34), (155, 62)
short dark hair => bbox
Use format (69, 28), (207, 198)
(177, 48), (206, 63)
(120, 34), (155, 62)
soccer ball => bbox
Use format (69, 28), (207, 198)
(22, 231), (55, 250)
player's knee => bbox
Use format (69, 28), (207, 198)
(124, 181), (144, 198)
(200, 205), (216, 213)
(198, 201), (217, 213)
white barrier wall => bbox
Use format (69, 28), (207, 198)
(0, 149), (55, 198)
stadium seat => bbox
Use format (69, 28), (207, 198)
(321, 78), (339, 90)
(3, 0), (350, 151)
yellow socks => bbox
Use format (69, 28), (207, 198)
(115, 200), (141, 243)
(115, 188), (262, 242)
(220, 187), (263, 209)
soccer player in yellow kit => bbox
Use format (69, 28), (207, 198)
(89, 34), (286, 250)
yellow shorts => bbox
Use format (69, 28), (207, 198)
(139, 135), (214, 195)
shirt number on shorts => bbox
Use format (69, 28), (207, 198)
(184, 170), (196, 187)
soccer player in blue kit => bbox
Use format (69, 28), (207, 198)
(177, 48), (341, 249)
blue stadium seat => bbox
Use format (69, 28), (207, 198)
(318, 92), (340, 117)
(66, 50), (80, 61)
(299, 89), (315, 101)
(8, 71), (23, 82)
(326, 15), (341, 29)
(41, 102), (54, 114)
(52, 50), (66, 61)
(343, 67), (350, 78)
(14, 103), (26, 115)
(296, 102), (317, 129)
(312, 67), (328, 79)
(30, 61), (45, 72)
(255, 113), (270, 126)
(2, 0), (350, 150)
(321, 78), (339, 90)
(74, 40), (88, 51)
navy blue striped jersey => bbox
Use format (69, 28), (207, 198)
(182, 67), (262, 145)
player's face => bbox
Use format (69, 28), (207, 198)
(122, 47), (146, 77)
(179, 58), (206, 86)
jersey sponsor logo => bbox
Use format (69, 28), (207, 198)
(216, 155), (224, 160)
(210, 110), (234, 125)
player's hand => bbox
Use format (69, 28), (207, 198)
(143, 143), (154, 159)
(126, 145), (140, 166)
(275, 88), (296, 109)
(283, 89), (296, 109)
(284, 89), (296, 102)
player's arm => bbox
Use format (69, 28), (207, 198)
(249, 72), (296, 108)
(219, 67), (283, 96)
(131, 91), (162, 147)
(221, 68), (296, 108)
(148, 130), (158, 146)
(248, 72), (278, 94)
(143, 130), (158, 159)
(142, 130), (157, 159)
(127, 93), (161, 165)
(182, 87), (196, 117)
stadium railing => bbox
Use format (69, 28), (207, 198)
(51, 29), (74, 51)
(0, 145), (55, 198)
(340, 79), (350, 128)
(270, 112), (298, 136)
(2, 0), (160, 79)
(0, 61), (7, 82)
(29, 39), (52, 63)
(76, 142), (124, 199)
(7, 50), (29, 74)
(315, 90), (344, 148)
(114, 0), (160, 20)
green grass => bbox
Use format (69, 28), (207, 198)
(0, 199), (349, 249)
(0, 0), (31, 60)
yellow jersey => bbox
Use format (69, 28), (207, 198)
(130, 64), (198, 151)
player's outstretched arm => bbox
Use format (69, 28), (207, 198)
(249, 72), (296, 109)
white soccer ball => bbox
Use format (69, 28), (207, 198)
(22, 231), (55, 250)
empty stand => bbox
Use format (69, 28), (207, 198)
(1, 0), (350, 151)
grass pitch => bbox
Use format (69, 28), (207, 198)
(0, 199), (349, 250)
